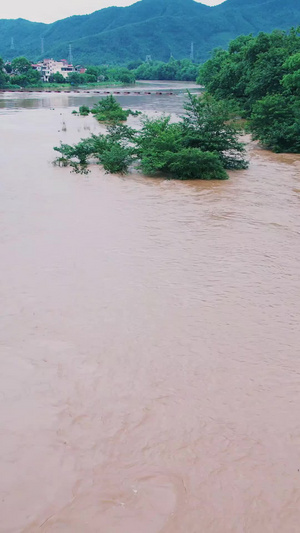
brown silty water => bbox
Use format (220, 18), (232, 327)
(0, 84), (300, 532)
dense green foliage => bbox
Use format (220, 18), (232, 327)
(54, 93), (247, 180)
(48, 72), (65, 84)
(1, 0), (300, 65)
(250, 94), (300, 152)
(0, 55), (136, 88)
(73, 96), (141, 122)
(0, 57), (8, 87)
(0, 56), (42, 87)
(198, 28), (300, 152)
(79, 105), (90, 116)
(90, 96), (132, 123)
(90, 66), (136, 84)
(61, 67), (135, 86)
(133, 59), (199, 81)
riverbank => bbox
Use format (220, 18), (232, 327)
(0, 82), (123, 94)
(0, 80), (202, 95)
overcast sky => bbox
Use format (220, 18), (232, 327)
(0, 0), (225, 23)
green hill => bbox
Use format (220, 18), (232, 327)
(0, 0), (300, 64)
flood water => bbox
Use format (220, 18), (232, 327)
(0, 86), (300, 533)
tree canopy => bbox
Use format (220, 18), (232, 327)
(198, 28), (300, 152)
(133, 59), (200, 81)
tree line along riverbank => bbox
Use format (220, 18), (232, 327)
(0, 58), (200, 90)
(198, 28), (300, 153)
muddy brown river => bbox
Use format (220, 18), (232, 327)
(1, 84), (300, 532)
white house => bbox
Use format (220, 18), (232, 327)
(32, 59), (75, 81)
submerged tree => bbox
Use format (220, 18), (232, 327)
(181, 92), (248, 170)
(72, 95), (140, 123)
(54, 93), (248, 180)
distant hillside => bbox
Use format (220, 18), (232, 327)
(0, 0), (300, 65)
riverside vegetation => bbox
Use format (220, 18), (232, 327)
(198, 28), (300, 153)
(0, 56), (202, 90)
(54, 93), (248, 180)
(74, 96), (141, 121)
(0, 57), (136, 89)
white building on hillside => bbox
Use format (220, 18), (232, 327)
(32, 59), (75, 81)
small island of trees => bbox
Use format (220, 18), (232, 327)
(54, 93), (248, 180)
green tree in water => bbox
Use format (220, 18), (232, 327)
(54, 93), (247, 179)
(91, 95), (132, 123)
(181, 92), (248, 170)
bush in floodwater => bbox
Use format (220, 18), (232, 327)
(99, 143), (135, 174)
(91, 95), (131, 123)
(168, 148), (228, 180)
(79, 105), (90, 116)
(54, 138), (96, 169)
(54, 92), (247, 179)
(54, 133), (135, 174)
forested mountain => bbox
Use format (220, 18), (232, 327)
(0, 0), (300, 65)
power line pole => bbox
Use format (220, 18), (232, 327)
(41, 37), (45, 56)
(10, 37), (15, 50)
(68, 44), (73, 65)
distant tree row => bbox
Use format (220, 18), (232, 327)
(198, 28), (300, 153)
(0, 55), (201, 89)
(0, 56), (41, 87)
(63, 66), (136, 86)
(0, 57), (136, 88)
(130, 59), (200, 81)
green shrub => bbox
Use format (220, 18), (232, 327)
(182, 92), (248, 170)
(79, 105), (90, 116)
(137, 117), (183, 174)
(99, 144), (135, 174)
(250, 94), (300, 152)
(91, 95), (130, 123)
(168, 149), (228, 180)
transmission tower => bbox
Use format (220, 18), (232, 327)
(68, 44), (73, 65)
(10, 37), (15, 50)
(145, 55), (152, 63)
(41, 37), (45, 56)
(190, 42), (194, 62)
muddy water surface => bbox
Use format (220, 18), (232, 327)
(0, 89), (300, 532)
